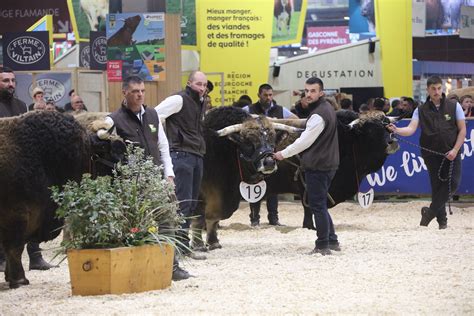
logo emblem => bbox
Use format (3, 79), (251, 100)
(92, 36), (107, 64)
(30, 79), (66, 103)
(80, 45), (91, 68)
(6, 36), (46, 65)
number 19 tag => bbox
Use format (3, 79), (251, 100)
(239, 181), (266, 203)
(357, 188), (374, 209)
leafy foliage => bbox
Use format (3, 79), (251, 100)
(52, 146), (183, 250)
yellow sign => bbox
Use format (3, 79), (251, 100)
(375, 0), (412, 98)
(198, 0), (273, 105)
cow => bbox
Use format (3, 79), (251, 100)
(263, 110), (400, 230)
(274, 0), (293, 35)
(80, 0), (108, 32)
(107, 15), (142, 47)
(0, 111), (126, 288)
(360, 0), (376, 33)
(190, 106), (302, 250)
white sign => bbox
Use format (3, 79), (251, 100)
(412, 0), (426, 37)
(239, 180), (266, 203)
(460, 5), (474, 39)
(358, 188), (374, 209)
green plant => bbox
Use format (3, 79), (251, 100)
(52, 146), (185, 251)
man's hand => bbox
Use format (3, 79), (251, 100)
(386, 123), (397, 133)
(445, 148), (458, 161)
(273, 151), (284, 161)
(167, 176), (175, 185)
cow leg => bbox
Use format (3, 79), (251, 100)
(4, 244), (29, 288)
(190, 216), (207, 252)
(206, 219), (222, 250)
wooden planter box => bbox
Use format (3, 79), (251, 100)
(67, 243), (174, 296)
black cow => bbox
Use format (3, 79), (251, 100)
(190, 106), (301, 250)
(0, 111), (125, 288)
(265, 110), (400, 229)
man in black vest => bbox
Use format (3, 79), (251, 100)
(243, 83), (298, 226)
(0, 66), (57, 271)
(274, 77), (340, 256)
(155, 71), (207, 259)
(107, 76), (191, 281)
(388, 76), (466, 229)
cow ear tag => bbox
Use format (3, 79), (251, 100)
(239, 180), (266, 203)
(357, 188), (374, 209)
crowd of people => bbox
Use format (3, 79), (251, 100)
(0, 64), (469, 280)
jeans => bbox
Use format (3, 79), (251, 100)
(424, 154), (462, 224)
(171, 151), (203, 248)
(305, 169), (337, 249)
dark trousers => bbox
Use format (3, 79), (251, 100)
(424, 155), (462, 224)
(249, 193), (279, 222)
(305, 169), (337, 249)
(171, 151), (203, 248)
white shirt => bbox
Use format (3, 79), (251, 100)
(155, 95), (184, 119)
(280, 113), (325, 158)
(105, 106), (175, 178)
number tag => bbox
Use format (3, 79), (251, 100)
(357, 188), (374, 209)
(239, 181), (266, 203)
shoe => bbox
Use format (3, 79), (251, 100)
(420, 207), (436, 227)
(309, 248), (332, 256)
(269, 220), (284, 226)
(184, 251), (207, 260)
(29, 257), (58, 270)
(250, 220), (260, 227)
(439, 222), (448, 230)
(172, 266), (192, 281)
(0, 260), (5, 272)
(328, 242), (341, 252)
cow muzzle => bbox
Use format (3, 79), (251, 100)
(255, 152), (278, 175)
(386, 134), (400, 154)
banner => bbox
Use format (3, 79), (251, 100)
(181, 0), (198, 49)
(460, 5), (474, 39)
(3, 31), (51, 71)
(15, 73), (72, 108)
(106, 13), (166, 81)
(68, 0), (108, 41)
(306, 26), (349, 52)
(412, 0), (426, 37)
(0, 0), (72, 35)
(271, 0), (308, 46)
(361, 119), (473, 194)
(79, 42), (90, 68)
(349, 0), (376, 41)
(198, 0), (273, 105)
(375, 0), (412, 98)
(90, 31), (107, 70)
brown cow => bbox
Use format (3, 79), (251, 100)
(107, 15), (141, 47)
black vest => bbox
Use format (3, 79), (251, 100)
(165, 86), (206, 156)
(0, 97), (27, 118)
(300, 98), (339, 171)
(418, 95), (459, 158)
(109, 105), (162, 166)
(248, 101), (284, 118)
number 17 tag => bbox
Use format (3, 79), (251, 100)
(239, 181), (266, 203)
(357, 188), (374, 209)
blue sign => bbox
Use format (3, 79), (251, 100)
(361, 119), (473, 194)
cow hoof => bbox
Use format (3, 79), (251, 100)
(208, 242), (222, 250)
(9, 278), (30, 289)
(192, 245), (208, 252)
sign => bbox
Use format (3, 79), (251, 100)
(306, 26), (349, 52)
(0, 0), (72, 35)
(107, 60), (123, 82)
(239, 181), (267, 203)
(15, 73), (72, 107)
(460, 5), (474, 39)
(3, 32), (50, 71)
(361, 119), (474, 194)
(349, 0), (376, 41)
(181, 0), (197, 49)
(412, 0), (426, 37)
(68, 0), (108, 41)
(90, 31), (107, 70)
(271, 0), (308, 46)
(198, 0), (273, 104)
(358, 188), (374, 209)
(79, 42), (90, 68)
(106, 13), (166, 81)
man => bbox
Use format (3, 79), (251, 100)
(291, 92), (311, 118)
(0, 66), (56, 271)
(274, 77), (340, 256)
(155, 71), (207, 259)
(399, 96), (415, 118)
(106, 76), (191, 281)
(388, 76), (466, 229)
(69, 95), (87, 113)
(28, 87), (45, 111)
(340, 98), (353, 112)
(243, 83), (298, 226)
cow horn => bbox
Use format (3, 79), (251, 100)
(272, 123), (304, 133)
(97, 129), (111, 140)
(268, 118), (306, 128)
(348, 119), (360, 129)
(388, 116), (399, 123)
(216, 124), (243, 137)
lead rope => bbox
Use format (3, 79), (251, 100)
(391, 134), (455, 215)
(352, 144), (362, 194)
(236, 150), (244, 181)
